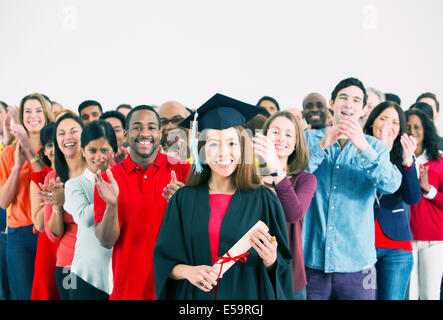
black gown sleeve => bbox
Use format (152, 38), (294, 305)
(258, 186), (295, 300)
(153, 187), (190, 300)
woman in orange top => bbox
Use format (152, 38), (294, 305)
(0, 93), (53, 300)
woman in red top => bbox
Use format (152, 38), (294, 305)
(154, 94), (295, 300)
(405, 109), (443, 300)
(29, 122), (60, 300)
(363, 101), (420, 300)
(39, 113), (85, 300)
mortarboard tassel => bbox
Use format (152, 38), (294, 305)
(191, 112), (203, 174)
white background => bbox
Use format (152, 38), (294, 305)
(1, 0), (442, 131)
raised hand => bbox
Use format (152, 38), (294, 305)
(419, 164), (432, 193)
(162, 170), (185, 201)
(37, 176), (65, 207)
(95, 169), (119, 206)
(252, 133), (283, 174)
(400, 134), (417, 167)
(11, 124), (31, 151)
(13, 142), (26, 169)
(319, 125), (340, 149)
(338, 117), (369, 152)
(379, 123), (394, 151)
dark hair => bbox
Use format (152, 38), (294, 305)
(245, 114), (269, 136)
(39, 122), (56, 167)
(81, 120), (118, 154)
(78, 100), (103, 114)
(0, 100), (7, 112)
(186, 126), (261, 191)
(257, 96), (280, 111)
(409, 102), (434, 120)
(416, 92), (439, 113)
(331, 77), (368, 106)
(125, 105), (160, 130)
(363, 101), (406, 171)
(384, 93), (401, 106)
(100, 110), (126, 129)
(405, 109), (440, 161)
(54, 113), (84, 183)
(116, 104), (132, 111)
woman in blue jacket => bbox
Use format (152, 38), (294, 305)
(363, 101), (421, 300)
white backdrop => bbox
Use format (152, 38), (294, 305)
(1, 0), (442, 131)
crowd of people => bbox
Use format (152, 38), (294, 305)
(0, 76), (442, 300)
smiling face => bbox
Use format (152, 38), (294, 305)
(204, 127), (242, 180)
(372, 107), (400, 149)
(82, 137), (115, 173)
(330, 85), (365, 124)
(104, 117), (126, 147)
(22, 99), (46, 134)
(303, 93), (327, 129)
(56, 118), (83, 159)
(127, 109), (161, 164)
(80, 105), (102, 125)
(266, 116), (296, 160)
(159, 102), (189, 148)
(407, 114), (424, 147)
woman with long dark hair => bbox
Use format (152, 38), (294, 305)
(63, 120), (117, 299)
(363, 101), (420, 300)
(405, 109), (443, 300)
(39, 113), (85, 299)
(30, 122), (61, 300)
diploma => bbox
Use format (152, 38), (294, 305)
(212, 220), (269, 280)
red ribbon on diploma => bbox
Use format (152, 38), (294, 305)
(215, 251), (250, 280)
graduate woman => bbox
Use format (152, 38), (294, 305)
(154, 93), (295, 300)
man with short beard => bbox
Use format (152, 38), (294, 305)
(302, 93), (328, 129)
(94, 105), (190, 300)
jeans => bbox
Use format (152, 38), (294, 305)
(375, 248), (413, 300)
(305, 266), (376, 300)
(293, 286), (306, 300)
(6, 225), (38, 300)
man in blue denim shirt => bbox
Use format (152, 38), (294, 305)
(302, 78), (402, 300)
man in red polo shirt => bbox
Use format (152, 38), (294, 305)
(94, 105), (190, 300)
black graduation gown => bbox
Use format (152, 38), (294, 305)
(153, 184), (295, 300)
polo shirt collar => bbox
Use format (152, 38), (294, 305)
(122, 148), (166, 174)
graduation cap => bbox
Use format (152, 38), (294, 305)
(179, 93), (269, 173)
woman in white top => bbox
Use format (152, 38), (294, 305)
(63, 120), (117, 299)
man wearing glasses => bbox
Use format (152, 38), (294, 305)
(158, 101), (191, 161)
